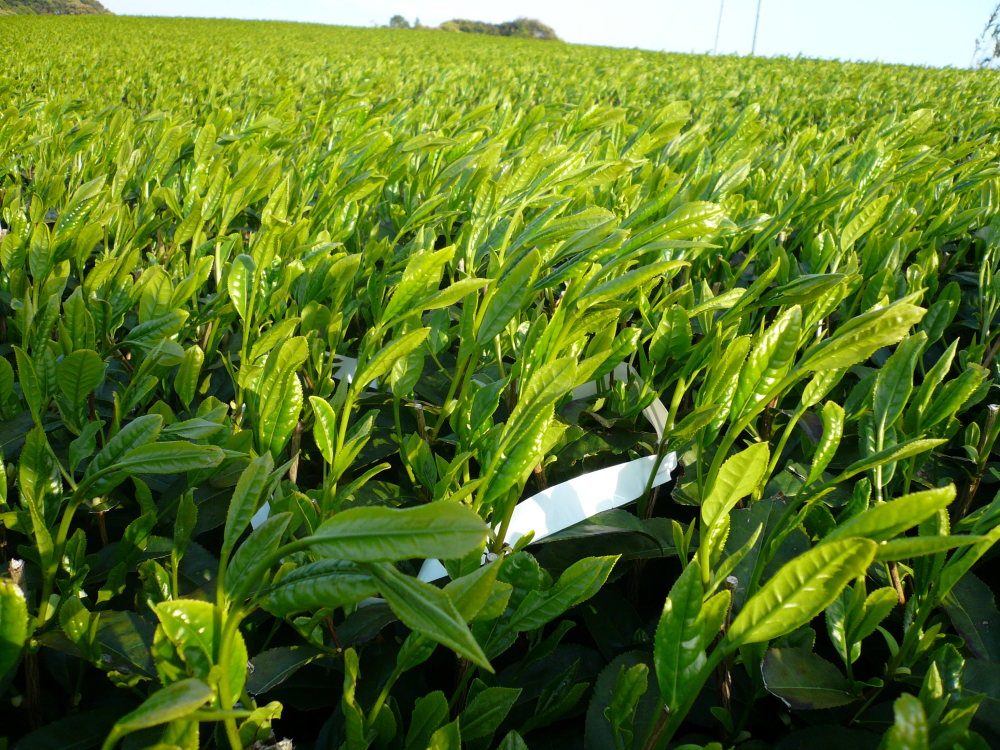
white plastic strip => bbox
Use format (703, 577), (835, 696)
(416, 450), (676, 582)
(330, 354), (364, 385)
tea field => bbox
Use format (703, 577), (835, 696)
(3, 14), (1000, 750)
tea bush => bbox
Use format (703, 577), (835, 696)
(2, 15), (1000, 750)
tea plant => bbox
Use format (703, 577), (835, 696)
(1, 14), (1000, 750)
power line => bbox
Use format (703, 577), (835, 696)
(751, 0), (762, 55)
(713, 0), (725, 54)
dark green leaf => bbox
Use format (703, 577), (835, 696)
(761, 648), (857, 710)
(459, 685), (521, 740)
(942, 574), (1000, 662)
(405, 691), (450, 750)
(222, 453), (275, 562)
(246, 646), (324, 695)
(112, 678), (213, 734)
(259, 560), (377, 616)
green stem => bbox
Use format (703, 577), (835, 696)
(448, 659), (476, 712)
(171, 551), (181, 600)
(644, 647), (728, 750)
(874, 428), (885, 505)
(368, 666), (402, 725)
(35, 465), (122, 631)
(216, 537), (314, 749)
(640, 707), (669, 750)
(765, 405), (807, 480)
(431, 350), (479, 442)
(850, 603), (932, 725)
(392, 395), (417, 487)
(430, 350), (471, 440)
(217, 606), (246, 750)
(639, 437), (671, 520)
(490, 487), (519, 554)
(191, 708), (254, 721)
(494, 337), (506, 381)
(47, 441), (78, 492)
(327, 388), (359, 498)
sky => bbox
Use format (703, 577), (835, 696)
(106, 0), (1000, 69)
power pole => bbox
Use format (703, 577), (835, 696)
(751, 0), (762, 55)
(713, 0), (725, 54)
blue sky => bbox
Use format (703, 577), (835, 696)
(106, 0), (999, 69)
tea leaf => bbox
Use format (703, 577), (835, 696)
(0, 579), (28, 680)
(56, 350), (106, 409)
(112, 442), (226, 476)
(882, 693), (929, 750)
(702, 442), (770, 530)
(829, 438), (946, 485)
(477, 250), (540, 344)
(228, 254), (256, 322)
(825, 486), (956, 542)
(308, 395), (337, 464)
(728, 539), (877, 647)
(226, 512), (293, 600)
(797, 302), (925, 373)
(110, 678), (213, 735)
(874, 535), (985, 561)
(807, 402), (844, 485)
(509, 555), (618, 631)
(307, 503), (488, 562)
(355, 327), (430, 390)
(460, 685), (521, 740)
(222, 453), (275, 562)
(732, 305), (802, 422)
(405, 691), (450, 750)
(761, 648), (856, 710)
(653, 563), (706, 711)
(366, 562), (491, 670)
(259, 560), (377, 616)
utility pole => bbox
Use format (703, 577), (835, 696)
(751, 0), (763, 55)
(713, 0), (725, 54)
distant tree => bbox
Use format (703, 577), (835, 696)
(439, 19), (499, 35)
(388, 14), (410, 29)
(0, 0), (109, 13)
(438, 17), (559, 41)
(975, 4), (1000, 68)
(498, 18), (559, 40)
